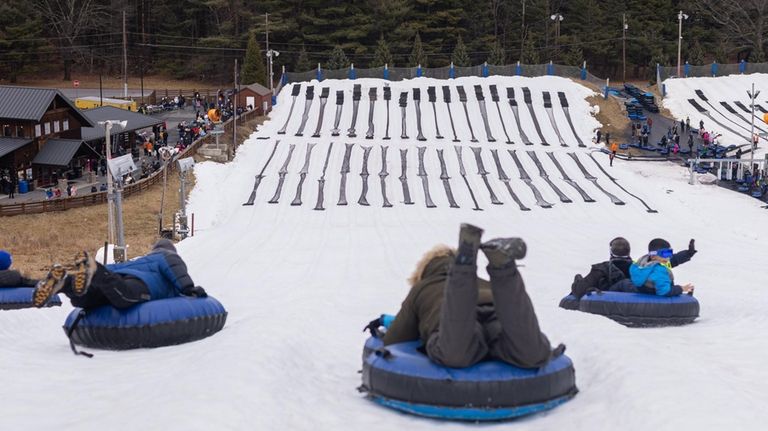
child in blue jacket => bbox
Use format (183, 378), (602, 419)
(630, 238), (695, 296)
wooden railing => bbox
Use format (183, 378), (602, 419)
(0, 110), (260, 217)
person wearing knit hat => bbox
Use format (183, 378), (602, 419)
(629, 238), (696, 296)
(0, 250), (38, 288)
(570, 237), (635, 298)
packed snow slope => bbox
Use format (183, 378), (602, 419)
(2, 76), (767, 431)
(664, 73), (768, 157)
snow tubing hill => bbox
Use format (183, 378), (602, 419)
(63, 296), (227, 349)
(562, 291), (699, 327)
(0, 287), (61, 310)
(360, 336), (577, 421)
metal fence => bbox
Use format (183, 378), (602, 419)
(657, 60), (768, 95)
(0, 109), (260, 217)
(275, 62), (608, 94)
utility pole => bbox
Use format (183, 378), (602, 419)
(622, 14), (628, 82)
(677, 11), (689, 77)
(748, 83), (760, 170)
(122, 11), (128, 98)
(266, 13), (271, 92)
(550, 13), (564, 62)
(233, 58), (238, 157)
(520, 0), (526, 56)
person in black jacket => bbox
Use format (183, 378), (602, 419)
(570, 237), (697, 298)
(33, 239), (207, 309)
(0, 250), (38, 287)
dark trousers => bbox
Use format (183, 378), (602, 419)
(425, 264), (552, 369)
(63, 263), (151, 309)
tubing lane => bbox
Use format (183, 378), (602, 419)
(471, 146), (502, 204)
(567, 152), (624, 205)
(268, 144), (296, 204)
(330, 90), (344, 136)
(348, 84), (362, 137)
(417, 146), (436, 208)
(243, 140), (280, 206)
(508, 149), (552, 208)
(443, 86), (460, 142)
(436, 148), (458, 208)
(379, 146), (393, 208)
(507, 87), (533, 145)
(543, 92), (568, 147)
(454, 146), (482, 210)
(358, 146), (373, 206)
(337, 143), (354, 206)
(383, 87), (391, 140)
(490, 149), (530, 211)
(311, 87), (330, 138)
(545, 152), (594, 202)
(558, 92), (585, 147)
(291, 143), (317, 206)
(490, 85), (513, 144)
(526, 151), (571, 202)
(523, 87), (549, 146)
(457, 86), (478, 142)
(398, 148), (414, 205)
(313, 142), (334, 210)
(365, 88), (377, 139)
(428, 86), (444, 139)
(587, 152), (657, 213)
(474, 85), (496, 142)
(294, 86), (315, 136)
(278, 84), (301, 134)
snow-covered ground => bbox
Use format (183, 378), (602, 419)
(2, 76), (767, 431)
(664, 73), (768, 157)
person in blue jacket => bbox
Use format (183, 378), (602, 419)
(32, 239), (207, 309)
(630, 238), (695, 296)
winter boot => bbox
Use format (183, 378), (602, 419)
(71, 251), (97, 296)
(33, 264), (67, 307)
(480, 237), (527, 268)
(455, 223), (484, 266)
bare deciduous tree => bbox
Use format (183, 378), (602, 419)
(31, 0), (106, 80)
(695, 0), (768, 61)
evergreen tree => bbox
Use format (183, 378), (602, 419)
(409, 32), (428, 67)
(688, 40), (705, 65)
(487, 41), (506, 65)
(0, 2), (43, 83)
(326, 45), (351, 70)
(451, 35), (471, 66)
(521, 35), (540, 64)
(715, 42), (729, 64)
(241, 31), (267, 86)
(371, 35), (394, 68)
(295, 44), (312, 72)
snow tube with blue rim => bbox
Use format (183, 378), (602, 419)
(561, 291), (699, 327)
(361, 336), (577, 421)
(63, 296), (227, 349)
(0, 287), (61, 310)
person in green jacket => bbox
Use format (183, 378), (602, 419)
(382, 224), (559, 369)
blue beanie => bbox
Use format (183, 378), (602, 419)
(0, 250), (11, 271)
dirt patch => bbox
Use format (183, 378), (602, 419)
(587, 94), (630, 145)
(0, 171), (192, 279)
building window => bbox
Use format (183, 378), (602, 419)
(44, 122), (51, 135)
(35, 124), (41, 137)
(54, 121), (60, 133)
(63, 120), (69, 131)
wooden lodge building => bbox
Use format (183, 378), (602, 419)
(0, 86), (162, 189)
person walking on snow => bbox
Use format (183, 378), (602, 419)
(609, 141), (619, 166)
(378, 224), (561, 369)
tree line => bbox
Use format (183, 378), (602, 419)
(1, 0), (767, 85)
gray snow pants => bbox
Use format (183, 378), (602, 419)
(425, 263), (553, 369)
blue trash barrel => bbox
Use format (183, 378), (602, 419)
(17, 180), (28, 194)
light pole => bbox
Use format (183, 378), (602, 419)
(748, 84), (760, 169)
(677, 11), (689, 77)
(99, 120), (128, 262)
(623, 14), (628, 82)
(550, 13), (564, 62)
(265, 13), (280, 99)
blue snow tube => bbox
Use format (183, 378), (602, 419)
(62, 296), (227, 350)
(0, 287), (61, 310)
(361, 336), (577, 421)
(562, 291), (699, 327)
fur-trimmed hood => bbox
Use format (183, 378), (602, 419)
(408, 244), (455, 286)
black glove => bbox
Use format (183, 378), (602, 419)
(183, 285), (208, 298)
(688, 239), (697, 255)
(363, 317), (383, 337)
